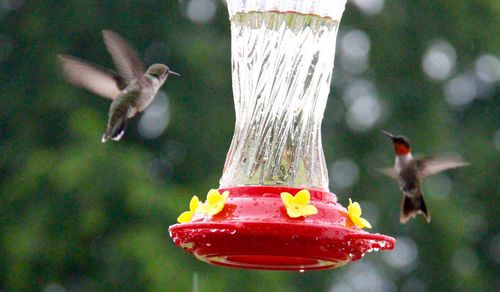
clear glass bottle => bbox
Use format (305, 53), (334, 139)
(220, 0), (347, 191)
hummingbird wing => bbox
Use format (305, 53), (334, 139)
(58, 54), (126, 100)
(416, 156), (469, 178)
(379, 167), (399, 179)
(102, 30), (145, 82)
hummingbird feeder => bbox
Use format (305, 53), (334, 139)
(169, 0), (395, 271)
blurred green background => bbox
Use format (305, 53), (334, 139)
(0, 0), (499, 291)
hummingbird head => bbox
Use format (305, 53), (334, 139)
(146, 64), (180, 81)
(381, 130), (411, 155)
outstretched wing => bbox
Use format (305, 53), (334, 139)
(102, 30), (145, 81)
(58, 54), (125, 100)
(417, 156), (469, 178)
(379, 167), (399, 179)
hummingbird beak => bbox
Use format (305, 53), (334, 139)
(169, 70), (181, 77)
(380, 130), (395, 139)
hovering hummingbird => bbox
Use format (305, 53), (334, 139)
(380, 130), (469, 224)
(58, 30), (179, 142)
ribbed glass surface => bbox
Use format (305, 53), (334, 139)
(220, 1), (346, 191)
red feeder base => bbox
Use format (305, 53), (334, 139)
(169, 186), (395, 271)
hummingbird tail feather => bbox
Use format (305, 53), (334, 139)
(102, 117), (127, 143)
(400, 193), (431, 224)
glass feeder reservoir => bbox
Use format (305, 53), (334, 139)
(169, 0), (395, 271)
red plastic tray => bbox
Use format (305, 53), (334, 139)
(169, 186), (395, 271)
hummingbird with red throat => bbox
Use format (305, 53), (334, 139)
(380, 130), (469, 224)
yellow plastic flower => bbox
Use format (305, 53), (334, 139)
(177, 196), (200, 223)
(347, 198), (372, 229)
(280, 190), (318, 218)
(197, 189), (229, 216)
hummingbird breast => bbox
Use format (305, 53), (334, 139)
(393, 153), (420, 193)
(136, 79), (159, 112)
(395, 153), (413, 171)
(397, 161), (422, 195)
(136, 89), (156, 112)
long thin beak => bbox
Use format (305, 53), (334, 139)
(380, 130), (395, 139)
(169, 70), (181, 77)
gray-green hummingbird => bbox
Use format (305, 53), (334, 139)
(380, 130), (469, 224)
(58, 30), (179, 142)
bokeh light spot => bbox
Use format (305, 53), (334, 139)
(42, 283), (66, 292)
(346, 261), (395, 292)
(330, 158), (360, 189)
(138, 91), (170, 139)
(0, 0), (24, 10)
(330, 283), (354, 292)
(186, 0), (217, 24)
(342, 79), (377, 105)
(351, 0), (385, 15)
(475, 54), (500, 83)
(382, 236), (418, 270)
(149, 157), (173, 182)
(342, 79), (385, 132)
(443, 73), (477, 107)
(340, 29), (371, 74)
(422, 40), (456, 81)
(346, 94), (384, 132)
(463, 214), (487, 242)
(494, 129), (500, 152)
(451, 247), (479, 276)
(488, 234), (500, 264)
